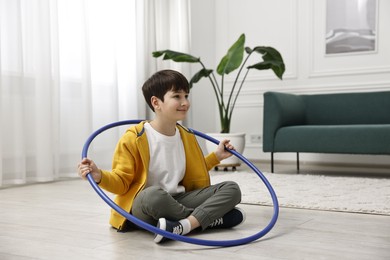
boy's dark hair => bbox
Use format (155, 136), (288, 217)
(142, 69), (190, 111)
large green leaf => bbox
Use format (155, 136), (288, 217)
(247, 46), (285, 79)
(248, 61), (285, 79)
(216, 34), (245, 75)
(252, 46), (284, 61)
(189, 68), (213, 88)
(152, 50), (200, 63)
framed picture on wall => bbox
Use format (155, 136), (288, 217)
(325, 0), (378, 55)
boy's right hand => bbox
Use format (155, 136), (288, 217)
(78, 158), (102, 184)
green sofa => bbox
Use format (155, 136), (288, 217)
(263, 91), (390, 172)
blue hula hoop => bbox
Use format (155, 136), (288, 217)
(82, 119), (279, 247)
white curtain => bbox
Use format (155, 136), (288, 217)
(0, 0), (191, 187)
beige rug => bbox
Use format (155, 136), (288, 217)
(210, 170), (390, 215)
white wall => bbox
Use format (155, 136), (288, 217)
(189, 0), (390, 168)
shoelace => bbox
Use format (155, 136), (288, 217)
(209, 217), (223, 228)
(172, 224), (183, 235)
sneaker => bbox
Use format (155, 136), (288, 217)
(154, 218), (183, 243)
(208, 207), (246, 229)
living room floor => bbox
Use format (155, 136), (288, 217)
(0, 164), (389, 260)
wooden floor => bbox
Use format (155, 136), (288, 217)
(0, 173), (389, 259)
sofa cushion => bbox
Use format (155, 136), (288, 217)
(274, 124), (390, 154)
(303, 91), (390, 125)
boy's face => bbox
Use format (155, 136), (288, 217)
(154, 89), (190, 122)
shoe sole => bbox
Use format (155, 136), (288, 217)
(154, 218), (166, 243)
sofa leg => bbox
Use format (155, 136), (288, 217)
(296, 152), (300, 173)
(271, 152), (274, 173)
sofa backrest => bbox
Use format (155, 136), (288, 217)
(303, 91), (390, 125)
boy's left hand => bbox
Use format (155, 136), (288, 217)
(215, 139), (235, 162)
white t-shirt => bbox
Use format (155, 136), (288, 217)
(144, 123), (186, 195)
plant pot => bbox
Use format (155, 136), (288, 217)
(205, 133), (246, 168)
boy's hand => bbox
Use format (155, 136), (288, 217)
(214, 139), (235, 162)
(78, 158), (102, 184)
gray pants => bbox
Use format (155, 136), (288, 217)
(131, 181), (241, 230)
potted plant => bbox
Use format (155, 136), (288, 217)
(153, 33), (285, 169)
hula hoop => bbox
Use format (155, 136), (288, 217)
(82, 120), (279, 247)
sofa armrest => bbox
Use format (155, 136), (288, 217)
(263, 92), (305, 152)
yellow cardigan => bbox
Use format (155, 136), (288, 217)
(99, 121), (220, 230)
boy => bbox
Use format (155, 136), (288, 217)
(78, 69), (244, 243)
